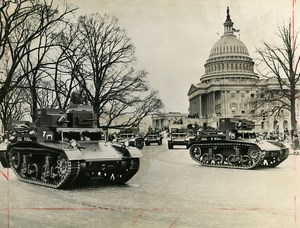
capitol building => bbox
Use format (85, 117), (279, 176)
(188, 8), (300, 133)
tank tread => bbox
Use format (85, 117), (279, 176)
(0, 150), (9, 168)
(189, 141), (266, 170)
(259, 148), (289, 168)
(115, 158), (140, 184)
(8, 147), (80, 189)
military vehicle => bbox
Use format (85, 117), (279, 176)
(144, 130), (163, 146)
(167, 127), (189, 149)
(0, 104), (142, 188)
(189, 118), (289, 169)
(116, 127), (144, 149)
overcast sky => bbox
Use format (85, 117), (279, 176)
(63, 0), (300, 113)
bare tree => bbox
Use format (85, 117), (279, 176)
(0, 0), (77, 107)
(252, 23), (300, 132)
(0, 88), (28, 132)
(59, 13), (164, 128)
(49, 23), (83, 110)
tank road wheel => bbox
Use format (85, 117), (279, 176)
(241, 155), (251, 167)
(189, 145), (202, 161)
(214, 154), (224, 165)
(27, 163), (40, 180)
(248, 147), (261, 165)
(201, 153), (210, 164)
(41, 164), (51, 183)
(228, 155), (238, 166)
(54, 155), (69, 184)
(9, 149), (21, 170)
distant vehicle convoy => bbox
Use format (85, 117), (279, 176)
(0, 112), (290, 190)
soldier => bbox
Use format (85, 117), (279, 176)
(70, 81), (89, 105)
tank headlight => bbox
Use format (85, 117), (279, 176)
(70, 139), (77, 148)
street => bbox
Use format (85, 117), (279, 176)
(1, 139), (300, 228)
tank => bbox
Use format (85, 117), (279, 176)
(0, 104), (142, 188)
(188, 118), (289, 169)
(144, 130), (163, 146)
(116, 127), (144, 149)
(167, 126), (189, 149)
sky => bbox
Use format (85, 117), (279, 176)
(61, 0), (300, 113)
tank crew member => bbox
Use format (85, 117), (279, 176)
(70, 81), (89, 105)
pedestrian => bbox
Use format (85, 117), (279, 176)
(293, 134), (299, 154)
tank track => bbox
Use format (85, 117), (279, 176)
(259, 148), (289, 168)
(7, 146), (80, 189)
(0, 150), (9, 168)
(189, 141), (266, 170)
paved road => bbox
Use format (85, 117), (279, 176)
(1, 141), (300, 228)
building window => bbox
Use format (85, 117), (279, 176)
(231, 93), (236, 98)
(215, 104), (221, 114)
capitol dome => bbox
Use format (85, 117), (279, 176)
(209, 34), (249, 57)
(201, 7), (257, 83)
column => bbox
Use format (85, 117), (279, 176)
(212, 92), (215, 114)
(198, 94), (202, 118)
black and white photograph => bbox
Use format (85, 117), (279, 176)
(1, 0), (300, 227)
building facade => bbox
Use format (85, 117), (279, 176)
(188, 7), (300, 133)
(152, 112), (189, 131)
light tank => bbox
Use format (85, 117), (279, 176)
(188, 118), (289, 169)
(116, 127), (144, 149)
(167, 127), (189, 149)
(144, 130), (163, 146)
(0, 104), (142, 188)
